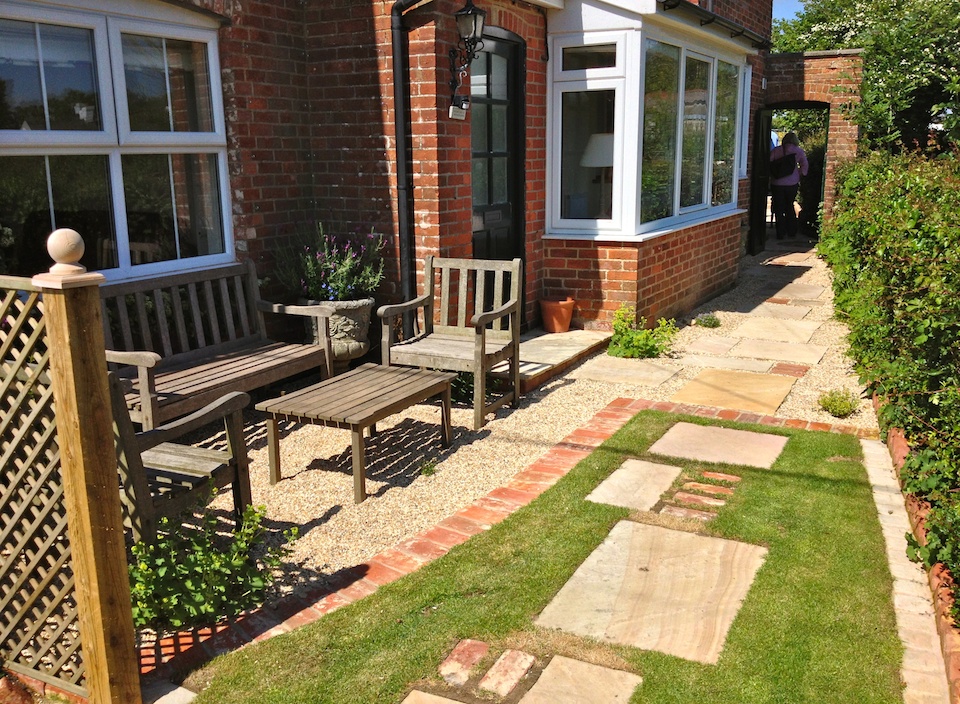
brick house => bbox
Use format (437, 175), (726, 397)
(0, 0), (777, 331)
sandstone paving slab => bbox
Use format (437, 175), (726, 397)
(669, 369), (795, 415)
(684, 335), (739, 355)
(536, 521), (767, 664)
(769, 282), (825, 300)
(731, 317), (821, 344)
(570, 355), (678, 386)
(676, 354), (772, 373)
(649, 422), (789, 468)
(731, 339), (828, 365)
(747, 302), (812, 320)
(519, 656), (642, 703)
(767, 251), (815, 265)
(401, 692), (461, 704)
(518, 329), (611, 364)
(585, 459), (682, 511)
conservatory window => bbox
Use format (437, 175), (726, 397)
(560, 89), (615, 219)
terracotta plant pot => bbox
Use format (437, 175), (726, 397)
(540, 297), (575, 333)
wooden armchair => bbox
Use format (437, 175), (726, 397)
(109, 371), (252, 544)
(378, 256), (522, 430)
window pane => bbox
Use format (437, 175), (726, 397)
(490, 53), (507, 100)
(123, 34), (213, 132)
(49, 155), (114, 269)
(40, 24), (100, 130)
(491, 156), (507, 204)
(680, 56), (709, 208)
(712, 61), (739, 206)
(123, 153), (175, 260)
(640, 40), (680, 223)
(562, 44), (616, 71)
(0, 19), (45, 130)
(469, 53), (487, 96)
(171, 153), (223, 256)
(0, 154), (114, 275)
(560, 90), (615, 219)
(491, 104), (507, 152)
(472, 158), (488, 206)
(472, 104), (487, 152)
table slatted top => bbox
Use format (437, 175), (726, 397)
(255, 363), (456, 427)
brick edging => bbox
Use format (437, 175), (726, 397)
(136, 399), (879, 686)
(887, 428), (960, 704)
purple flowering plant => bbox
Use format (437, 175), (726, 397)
(273, 223), (385, 302)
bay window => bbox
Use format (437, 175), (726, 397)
(0, 3), (229, 279)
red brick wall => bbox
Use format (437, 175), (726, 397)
(543, 214), (743, 330)
(766, 51), (863, 215)
(712, 0), (772, 39)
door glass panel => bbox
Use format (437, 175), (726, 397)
(490, 53), (507, 100)
(491, 104), (507, 152)
(41, 24), (100, 130)
(560, 89), (615, 219)
(680, 56), (709, 208)
(640, 39), (680, 223)
(492, 157), (507, 204)
(469, 53), (487, 96)
(562, 44), (616, 71)
(472, 104), (487, 152)
(472, 158), (488, 206)
(712, 61), (738, 206)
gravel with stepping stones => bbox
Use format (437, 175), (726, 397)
(648, 422), (788, 468)
(518, 656), (641, 703)
(731, 338), (828, 365)
(570, 355), (678, 386)
(536, 521), (768, 664)
(684, 335), (739, 355)
(746, 302), (812, 319)
(731, 317), (822, 344)
(585, 459), (682, 511)
(670, 369), (795, 415)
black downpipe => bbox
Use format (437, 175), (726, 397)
(391, 0), (422, 338)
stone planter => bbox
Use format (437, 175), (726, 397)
(304, 297), (374, 373)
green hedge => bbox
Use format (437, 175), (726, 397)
(819, 151), (960, 602)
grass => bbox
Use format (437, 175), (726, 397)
(191, 412), (903, 704)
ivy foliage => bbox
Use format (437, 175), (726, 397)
(819, 152), (960, 600)
(772, 0), (960, 149)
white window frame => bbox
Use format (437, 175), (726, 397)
(0, 0), (232, 280)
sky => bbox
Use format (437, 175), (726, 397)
(773, 0), (805, 21)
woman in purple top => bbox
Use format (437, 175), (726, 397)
(769, 132), (809, 240)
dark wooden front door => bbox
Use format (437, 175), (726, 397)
(470, 34), (524, 262)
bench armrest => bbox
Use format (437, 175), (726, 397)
(105, 348), (162, 429)
(104, 349), (161, 368)
(471, 299), (519, 329)
(256, 299), (334, 379)
(136, 391), (250, 452)
(377, 293), (431, 321)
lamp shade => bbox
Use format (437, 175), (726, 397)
(455, 0), (486, 43)
(579, 132), (614, 168)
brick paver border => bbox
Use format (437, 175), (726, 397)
(137, 398), (879, 685)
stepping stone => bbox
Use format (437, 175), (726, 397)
(682, 481), (735, 496)
(773, 282), (825, 300)
(439, 639), (488, 686)
(731, 339), (827, 365)
(586, 459), (682, 511)
(670, 369), (795, 415)
(649, 422), (788, 469)
(676, 354), (772, 373)
(732, 318), (821, 344)
(401, 692), (461, 704)
(767, 252), (814, 265)
(684, 335), (738, 355)
(536, 521), (768, 664)
(770, 362), (809, 378)
(571, 355), (677, 386)
(674, 491), (726, 508)
(747, 302), (811, 320)
(479, 650), (535, 696)
(703, 471), (741, 482)
(660, 505), (715, 521)
(519, 656), (641, 703)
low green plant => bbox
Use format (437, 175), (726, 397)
(607, 305), (678, 359)
(129, 500), (295, 631)
(694, 312), (721, 328)
(420, 460), (438, 477)
(817, 388), (860, 418)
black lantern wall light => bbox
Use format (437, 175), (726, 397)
(448, 0), (486, 111)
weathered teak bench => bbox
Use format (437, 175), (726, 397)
(378, 255), (522, 430)
(101, 259), (334, 430)
(109, 371), (251, 543)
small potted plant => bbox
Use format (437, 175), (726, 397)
(271, 223), (385, 370)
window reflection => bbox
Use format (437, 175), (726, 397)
(712, 61), (738, 206)
(640, 40), (680, 223)
(561, 89), (615, 219)
(680, 56), (709, 208)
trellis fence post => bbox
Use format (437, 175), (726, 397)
(32, 229), (142, 704)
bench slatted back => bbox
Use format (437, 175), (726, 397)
(100, 261), (264, 361)
(426, 256), (520, 339)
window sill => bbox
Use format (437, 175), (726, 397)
(545, 208), (746, 244)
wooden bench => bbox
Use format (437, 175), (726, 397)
(378, 256), (522, 430)
(109, 371), (252, 544)
(101, 260), (334, 429)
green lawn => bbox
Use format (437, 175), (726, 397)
(191, 412), (903, 703)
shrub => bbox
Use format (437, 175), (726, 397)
(129, 500), (295, 631)
(694, 312), (721, 328)
(817, 388), (860, 418)
(607, 305), (678, 359)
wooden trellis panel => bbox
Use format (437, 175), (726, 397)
(0, 275), (87, 697)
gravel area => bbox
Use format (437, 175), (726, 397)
(202, 245), (875, 603)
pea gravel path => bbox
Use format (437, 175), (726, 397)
(206, 245), (875, 603)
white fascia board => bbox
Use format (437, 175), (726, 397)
(527, 0), (564, 8)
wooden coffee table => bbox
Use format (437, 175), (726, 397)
(255, 363), (456, 502)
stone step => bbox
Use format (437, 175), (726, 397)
(682, 481), (735, 496)
(674, 491), (726, 508)
(702, 471), (742, 483)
